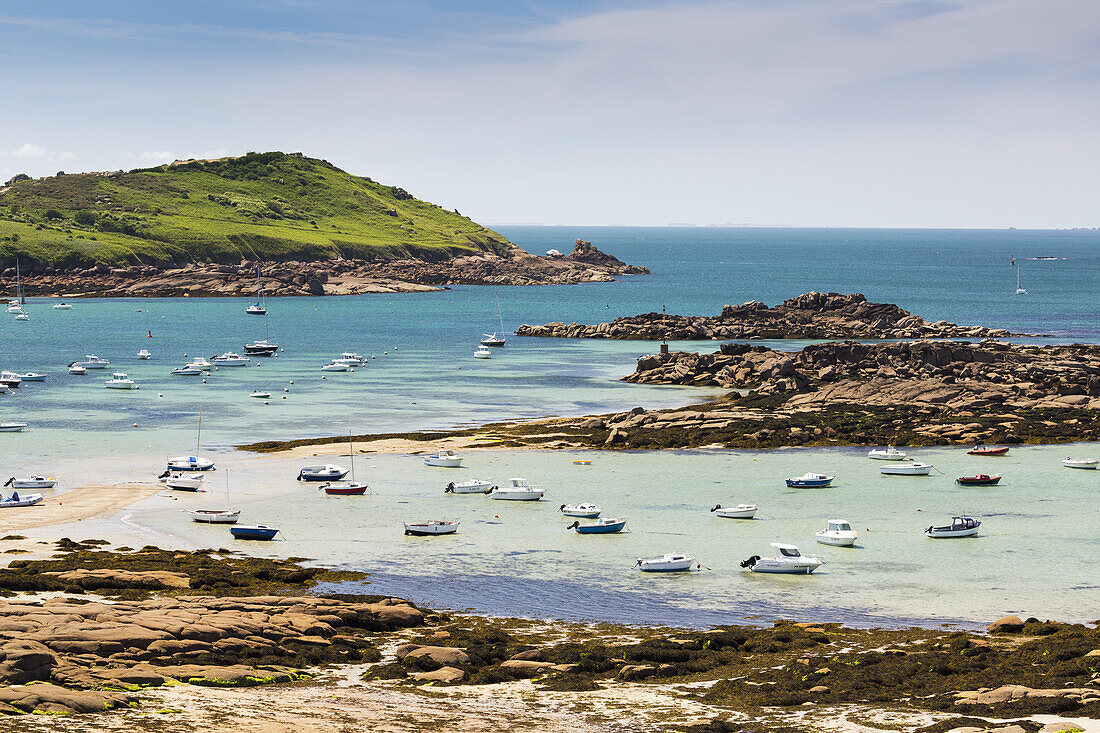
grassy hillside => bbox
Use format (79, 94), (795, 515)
(0, 152), (513, 269)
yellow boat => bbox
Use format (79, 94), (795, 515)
(572, 460), (592, 465)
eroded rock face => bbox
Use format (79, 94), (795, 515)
(517, 292), (1021, 341)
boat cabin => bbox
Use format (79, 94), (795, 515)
(826, 521), (852, 533)
(771, 543), (803, 558)
(950, 517), (979, 530)
(508, 478), (532, 489)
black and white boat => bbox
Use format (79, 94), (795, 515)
(924, 516), (981, 538)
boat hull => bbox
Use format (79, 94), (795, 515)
(404, 522), (458, 536)
(446, 481), (492, 494)
(0, 424), (28, 433)
(925, 527), (981, 538)
(490, 490), (543, 501)
(967, 447), (1009, 456)
(0, 494), (43, 508)
(572, 520), (626, 534)
(786, 478), (832, 488)
(323, 484), (368, 495)
(168, 457), (215, 472)
(1063, 459), (1098, 470)
(815, 533), (857, 547)
(230, 526), (279, 540)
(8, 479), (56, 490)
(637, 556), (695, 572)
(880, 465), (932, 475)
(955, 475), (1001, 486)
(424, 457), (463, 467)
(713, 505), (757, 519)
(749, 561), (821, 574)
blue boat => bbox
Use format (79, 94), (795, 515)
(568, 518), (626, 534)
(785, 473), (834, 488)
(230, 525), (280, 541)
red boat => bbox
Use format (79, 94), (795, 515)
(955, 474), (1002, 486)
(322, 482), (368, 495)
(967, 445), (1009, 456)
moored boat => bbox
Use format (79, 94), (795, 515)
(880, 462), (933, 476)
(0, 372), (22, 389)
(244, 340), (279, 357)
(230, 525), (279, 540)
(560, 502), (601, 518)
(785, 472), (833, 488)
(0, 423), (29, 432)
(924, 516), (981, 538)
(967, 445), (1009, 456)
(74, 355), (110, 369)
(568, 517), (626, 534)
(423, 449), (463, 467)
(868, 446), (908, 461)
(167, 455), (216, 472)
(955, 474), (1001, 486)
(249, 390), (272, 399)
(320, 362), (348, 372)
(104, 372), (137, 389)
(710, 503), (757, 519)
(815, 519), (858, 547)
(137, 349), (152, 360)
(473, 345), (493, 359)
(741, 543), (822, 574)
(171, 366), (204, 376)
(445, 479), (493, 494)
(297, 464), (348, 482)
(212, 352), (250, 367)
(186, 509), (240, 524)
(332, 353), (364, 365)
(404, 520), (458, 536)
(68, 365), (86, 375)
(322, 482), (369, 495)
(489, 478), (544, 501)
(1063, 457), (1098, 470)
(52, 302), (73, 310)
(635, 554), (696, 572)
(18, 372), (47, 382)
(4, 475), (56, 490)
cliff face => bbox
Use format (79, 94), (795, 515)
(517, 292), (1018, 341)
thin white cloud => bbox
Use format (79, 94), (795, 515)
(2, 143), (75, 163)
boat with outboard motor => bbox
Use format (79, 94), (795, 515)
(955, 474), (1001, 486)
(0, 492), (43, 508)
(445, 479), (494, 494)
(560, 503), (601, 518)
(967, 445), (1009, 456)
(785, 472), (833, 488)
(635, 554), (696, 572)
(489, 478), (544, 501)
(158, 470), (206, 491)
(568, 517), (626, 534)
(710, 503), (757, 519)
(404, 520), (459, 536)
(741, 543), (822, 574)
(4, 476), (56, 490)
(924, 516), (981, 538)
(423, 449), (463, 467)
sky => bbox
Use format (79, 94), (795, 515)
(1, 0), (1098, 228)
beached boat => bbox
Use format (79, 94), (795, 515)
(785, 473), (833, 488)
(230, 525), (279, 540)
(0, 423), (28, 432)
(297, 464), (348, 482)
(868, 446), (908, 460)
(249, 390), (272, 399)
(320, 362), (348, 372)
(568, 517), (626, 534)
(4, 476), (56, 490)
(880, 462), (933, 476)
(955, 474), (1001, 486)
(0, 372), (22, 389)
(0, 492), (43, 508)
(445, 479), (493, 494)
(635, 554), (696, 572)
(473, 345), (493, 359)
(160, 472), (206, 491)
(710, 503), (757, 519)
(423, 449), (463, 467)
(741, 543), (823, 574)
(924, 516), (981, 538)
(104, 372), (137, 390)
(489, 478), (544, 501)
(1063, 457), (1098, 470)
(212, 352), (250, 367)
(816, 519), (858, 547)
(18, 372), (46, 382)
(560, 502), (602, 518)
(137, 349), (152, 360)
(68, 365), (86, 375)
(186, 509), (240, 524)
(167, 455), (215, 472)
(404, 520), (459, 536)
(967, 445), (1009, 456)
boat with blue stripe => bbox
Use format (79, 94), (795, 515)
(567, 517), (626, 534)
(785, 472), (834, 488)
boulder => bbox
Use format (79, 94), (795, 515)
(987, 615), (1025, 633)
(402, 646), (471, 666)
(409, 665), (465, 683)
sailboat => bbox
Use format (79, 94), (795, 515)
(186, 469), (240, 523)
(245, 264), (267, 315)
(480, 294), (507, 347)
(244, 276), (279, 356)
(322, 434), (372, 495)
(166, 406), (216, 471)
(1015, 261), (1026, 295)
(6, 259), (25, 313)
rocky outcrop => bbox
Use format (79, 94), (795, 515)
(0, 240), (648, 298)
(517, 292), (1022, 340)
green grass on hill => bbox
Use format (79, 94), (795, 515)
(0, 151), (513, 269)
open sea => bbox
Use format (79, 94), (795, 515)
(2, 227), (1098, 628)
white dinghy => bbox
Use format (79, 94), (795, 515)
(404, 520), (459, 536)
(1062, 457), (1098, 470)
(0, 492), (43, 508)
(741, 543), (823, 574)
(635, 554), (697, 572)
(186, 509), (240, 524)
(711, 503), (757, 519)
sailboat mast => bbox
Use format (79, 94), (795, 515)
(349, 432), (355, 483)
(496, 294), (504, 335)
(196, 405), (202, 455)
(15, 258), (23, 304)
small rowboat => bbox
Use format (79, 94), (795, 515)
(230, 525), (279, 541)
(0, 492), (43, 508)
(560, 502), (601, 518)
(404, 520), (458, 536)
(711, 503), (757, 519)
(967, 445), (1009, 456)
(322, 482), (369, 495)
(880, 462), (933, 476)
(567, 517), (626, 534)
(785, 473), (833, 488)
(1063, 457), (1098, 470)
(955, 474), (1001, 486)
(186, 509), (240, 524)
(635, 554), (696, 572)
(924, 516), (980, 538)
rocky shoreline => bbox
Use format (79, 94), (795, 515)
(517, 292), (1024, 340)
(0, 543), (1096, 730)
(0, 239), (648, 298)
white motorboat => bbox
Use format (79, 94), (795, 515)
(137, 349), (152, 360)
(105, 372), (137, 389)
(741, 543), (823, 574)
(68, 365), (86, 375)
(868, 446), (908, 460)
(0, 372), (22, 389)
(445, 479), (493, 494)
(489, 478), (544, 501)
(212, 352), (250, 367)
(320, 362), (348, 372)
(560, 502), (602, 518)
(1063, 457), (1098, 470)
(924, 516), (981, 538)
(0, 423), (28, 432)
(4, 475), (56, 490)
(423, 449), (463, 467)
(816, 519), (858, 547)
(880, 462), (932, 476)
(76, 355), (110, 369)
(167, 455), (215, 472)
(711, 503), (758, 519)
(186, 509), (240, 524)
(0, 492), (43, 508)
(635, 554), (696, 572)
(473, 345), (493, 359)
(18, 372), (46, 382)
(249, 390), (272, 399)
(52, 302), (73, 310)
(297, 464), (348, 482)
(404, 520), (459, 536)
(333, 352), (364, 365)
(171, 366), (204, 376)
(186, 357), (213, 370)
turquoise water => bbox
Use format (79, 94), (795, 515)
(2, 226), (1098, 627)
